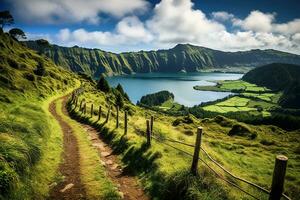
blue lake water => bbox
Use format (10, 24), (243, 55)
(106, 72), (243, 107)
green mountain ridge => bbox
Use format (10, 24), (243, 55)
(24, 41), (300, 77)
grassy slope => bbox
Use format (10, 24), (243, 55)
(0, 31), (80, 199)
(0, 31), (122, 199)
(69, 79), (300, 199)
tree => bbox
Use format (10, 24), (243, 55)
(115, 92), (124, 108)
(97, 75), (110, 92)
(116, 83), (130, 101)
(0, 10), (14, 29)
(9, 28), (26, 40)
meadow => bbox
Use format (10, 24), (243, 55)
(68, 78), (300, 199)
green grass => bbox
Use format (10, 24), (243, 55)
(194, 79), (280, 117)
(194, 80), (270, 92)
(156, 99), (183, 111)
(203, 97), (257, 113)
(0, 31), (79, 199)
(68, 79), (300, 199)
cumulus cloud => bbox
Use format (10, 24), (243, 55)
(6, 0), (149, 24)
(55, 16), (153, 47)
(28, 0), (300, 54)
(234, 10), (275, 32)
(146, 0), (225, 45)
(212, 11), (234, 22)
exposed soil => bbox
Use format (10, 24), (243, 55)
(49, 95), (149, 200)
(80, 124), (149, 200)
(48, 96), (86, 200)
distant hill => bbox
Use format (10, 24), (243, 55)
(242, 63), (300, 108)
(24, 41), (300, 77)
(242, 63), (300, 90)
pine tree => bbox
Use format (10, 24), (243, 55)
(97, 75), (110, 92)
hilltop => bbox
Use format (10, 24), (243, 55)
(24, 41), (300, 77)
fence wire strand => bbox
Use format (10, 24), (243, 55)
(200, 147), (270, 194)
(71, 92), (291, 200)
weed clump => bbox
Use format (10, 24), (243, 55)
(23, 73), (35, 81)
(34, 61), (46, 76)
(228, 124), (257, 139)
(172, 115), (194, 126)
(162, 169), (229, 200)
(213, 115), (234, 127)
(260, 139), (275, 146)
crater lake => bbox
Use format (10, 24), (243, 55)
(107, 72), (243, 107)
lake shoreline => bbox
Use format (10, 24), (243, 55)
(106, 72), (243, 107)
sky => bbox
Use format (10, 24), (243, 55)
(1, 0), (300, 54)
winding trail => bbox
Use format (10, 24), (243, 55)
(48, 96), (86, 200)
(48, 95), (149, 200)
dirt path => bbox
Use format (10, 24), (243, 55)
(48, 97), (86, 200)
(80, 124), (149, 200)
(49, 95), (149, 200)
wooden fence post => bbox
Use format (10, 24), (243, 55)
(150, 116), (154, 134)
(80, 99), (84, 112)
(75, 97), (78, 109)
(146, 120), (151, 146)
(124, 111), (128, 135)
(91, 104), (94, 118)
(269, 155), (288, 200)
(98, 106), (102, 121)
(105, 106), (111, 123)
(191, 127), (203, 175)
(116, 106), (119, 128)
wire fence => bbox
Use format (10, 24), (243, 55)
(151, 133), (291, 200)
(70, 90), (291, 200)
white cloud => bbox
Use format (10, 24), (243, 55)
(6, 0), (149, 24)
(35, 0), (300, 54)
(212, 11), (234, 21)
(55, 16), (153, 47)
(146, 0), (225, 44)
(234, 10), (275, 32)
(116, 16), (153, 43)
(273, 19), (300, 35)
(234, 10), (300, 36)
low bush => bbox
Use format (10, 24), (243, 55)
(228, 124), (257, 139)
(162, 169), (229, 200)
(260, 139), (275, 146)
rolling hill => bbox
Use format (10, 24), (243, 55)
(242, 63), (300, 108)
(25, 41), (300, 77)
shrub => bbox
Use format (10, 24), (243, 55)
(6, 57), (19, 69)
(34, 61), (45, 76)
(0, 161), (18, 197)
(228, 124), (257, 139)
(162, 169), (228, 200)
(23, 73), (35, 81)
(260, 139), (275, 146)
